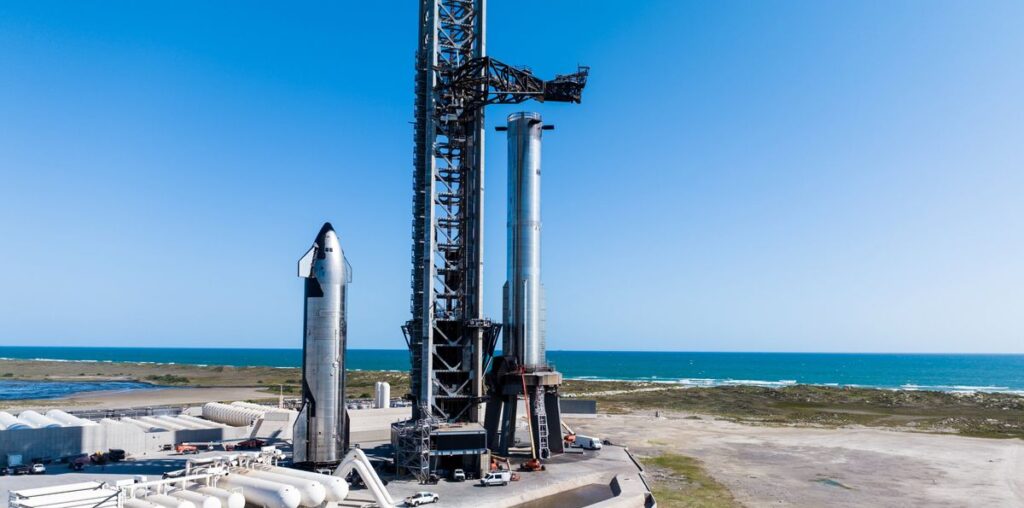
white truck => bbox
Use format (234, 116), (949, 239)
(569, 435), (603, 450)
(479, 470), (512, 486)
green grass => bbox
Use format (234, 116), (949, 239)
(642, 453), (739, 508)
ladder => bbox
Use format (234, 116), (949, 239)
(533, 385), (550, 459)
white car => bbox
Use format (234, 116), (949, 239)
(404, 491), (439, 506)
(30, 463), (46, 474)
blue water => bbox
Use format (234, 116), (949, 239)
(0, 380), (157, 400)
(1, 347), (1022, 393)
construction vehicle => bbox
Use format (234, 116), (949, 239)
(175, 444), (198, 454)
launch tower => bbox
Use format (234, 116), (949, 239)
(392, 0), (588, 480)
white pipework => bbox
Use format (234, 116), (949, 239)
(333, 448), (396, 508)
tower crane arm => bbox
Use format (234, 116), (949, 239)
(449, 57), (589, 109)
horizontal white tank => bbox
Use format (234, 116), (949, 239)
(142, 493), (196, 508)
(177, 414), (229, 429)
(230, 401), (293, 417)
(0, 411), (31, 430)
(188, 486), (245, 508)
(46, 409), (99, 427)
(125, 499), (164, 508)
(374, 382), (390, 409)
(120, 417), (163, 432)
(158, 415), (208, 430)
(202, 403), (262, 426)
(217, 472), (301, 508)
(230, 468), (326, 507)
(18, 410), (62, 428)
(168, 489), (221, 508)
(138, 416), (185, 431)
(255, 465), (349, 502)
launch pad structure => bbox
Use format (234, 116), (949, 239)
(392, 0), (588, 480)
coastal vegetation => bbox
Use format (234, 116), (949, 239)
(1, 359), (1022, 439)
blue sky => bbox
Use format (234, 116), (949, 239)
(1, 1), (1021, 353)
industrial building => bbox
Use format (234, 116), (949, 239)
(0, 403), (295, 465)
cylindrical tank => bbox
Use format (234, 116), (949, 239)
(158, 416), (207, 430)
(139, 416), (186, 431)
(0, 411), (30, 430)
(124, 499), (163, 508)
(217, 472), (302, 508)
(255, 464), (349, 502)
(141, 493), (196, 508)
(373, 382), (390, 409)
(168, 489), (221, 508)
(46, 409), (99, 427)
(202, 403), (262, 426)
(18, 410), (63, 428)
(231, 468), (326, 507)
(120, 417), (162, 432)
(504, 111), (547, 369)
(188, 486), (245, 508)
(177, 414), (229, 429)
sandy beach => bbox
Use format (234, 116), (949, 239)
(568, 411), (1024, 507)
(8, 386), (277, 412)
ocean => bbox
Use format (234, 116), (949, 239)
(1, 346), (1022, 394)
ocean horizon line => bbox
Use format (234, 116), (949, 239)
(0, 345), (1020, 356)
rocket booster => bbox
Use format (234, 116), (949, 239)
(293, 222), (350, 465)
(503, 112), (548, 370)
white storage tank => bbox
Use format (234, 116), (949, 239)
(168, 489), (221, 508)
(177, 414), (229, 429)
(374, 382), (391, 409)
(217, 471), (302, 508)
(139, 416), (185, 431)
(0, 411), (30, 430)
(18, 410), (62, 428)
(230, 468), (326, 507)
(255, 465), (349, 502)
(124, 499), (163, 508)
(202, 403), (262, 426)
(142, 493), (196, 508)
(46, 409), (99, 427)
(120, 417), (163, 432)
(188, 486), (245, 508)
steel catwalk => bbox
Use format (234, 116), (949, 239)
(293, 222), (351, 465)
(504, 112), (547, 369)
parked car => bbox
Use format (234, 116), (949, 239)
(12, 464), (31, 475)
(450, 468), (466, 482)
(404, 491), (439, 506)
(479, 470), (511, 487)
(30, 463), (46, 474)
(0, 467), (9, 476)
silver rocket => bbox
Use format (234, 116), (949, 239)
(293, 222), (350, 465)
(503, 112), (548, 370)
